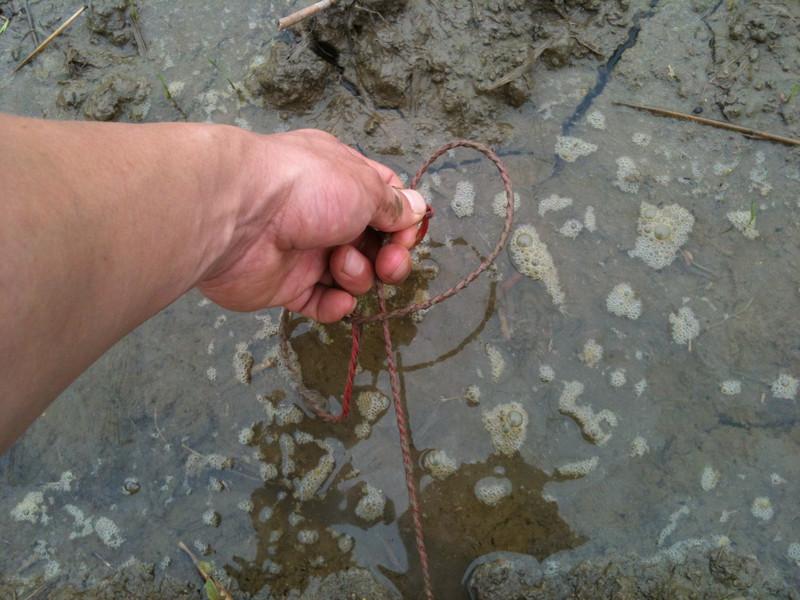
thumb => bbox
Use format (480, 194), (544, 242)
(370, 187), (428, 233)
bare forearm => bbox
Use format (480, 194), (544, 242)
(0, 116), (425, 454)
(0, 115), (250, 451)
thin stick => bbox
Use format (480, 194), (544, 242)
(613, 101), (800, 146)
(129, 14), (148, 57)
(23, 0), (40, 45)
(277, 0), (336, 30)
(484, 40), (551, 92)
(706, 298), (754, 329)
(14, 6), (86, 73)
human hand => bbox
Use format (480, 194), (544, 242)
(197, 129), (427, 322)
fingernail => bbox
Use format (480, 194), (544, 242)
(343, 247), (365, 278)
(399, 188), (427, 217)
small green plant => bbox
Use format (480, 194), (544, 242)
(207, 56), (237, 92)
(787, 81), (800, 103)
(748, 200), (755, 227)
(179, 542), (232, 600)
(128, 0), (138, 21)
(156, 73), (172, 99)
(204, 579), (222, 600)
(0, 17), (9, 36)
(155, 73), (187, 119)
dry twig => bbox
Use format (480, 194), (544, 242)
(277, 0), (337, 30)
(22, 0), (40, 45)
(14, 6), (85, 73)
(706, 298), (754, 329)
(614, 101), (800, 146)
(485, 41), (552, 92)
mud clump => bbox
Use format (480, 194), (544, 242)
(247, 0), (635, 144)
(86, 0), (133, 46)
(468, 546), (799, 600)
(245, 38), (337, 110)
(711, 4), (798, 135)
(57, 72), (150, 121)
(0, 559), (200, 600)
(303, 567), (399, 600)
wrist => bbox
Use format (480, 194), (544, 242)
(192, 124), (276, 286)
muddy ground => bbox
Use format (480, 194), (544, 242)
(1, 0), (799, 598)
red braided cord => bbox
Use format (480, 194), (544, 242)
(376, 281), (434, 600)
(278, 140), (516, 600)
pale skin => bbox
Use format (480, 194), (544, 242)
(0, 114), (427, 454)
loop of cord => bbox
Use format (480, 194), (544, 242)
(278, 140), (515, 600)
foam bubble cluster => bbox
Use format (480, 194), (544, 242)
(727, 210), (759, 239)
(669, 306), (700, 346)
(558, 218), (584, 238)
(630, 436), (649, 457)
(492, 190), (520, 217)
(558, 381), (617, 445)
(451, 180), (475, 218)
(554, 136), (597, 162)
(629, 202), (694, 269)
(297, 529), (319, 545)
(586, 110), (606, 130)
(614, 156), (641, 193)
(11, 491), (47, 524)
(609, 369), (626, 388)
(203, 509), (221, 528)
(336, 533), (354, 552)
(700, 466), (720, 491)
(583, 206), (597, 232)
(356, 390), (390, 422)
(720, 380), (742, 395)
(539, 364), (555, 382)
(239, 425), (256, 445)
(485, 344), (505, 382)
(771, 373), (798, 400)
(474, 476), (512, 507)
(606, 282), (642, 320)
(355, 484), (386, 522)
(260, 463), (278, 481)
(482, 402), (528, 456)
(465, 384), (481, 405)
(788, 543), (800, 565)
(275, 404), (304, 426)
(95, 516), (125, 548)
(233, 343), (255, 384)
(508, 224), (565, 306)
(279, 433), (296, 476)
(751, 496), (774, 521)
(578, 339), (603, 368)
(422, 449), (457, 480)
(294, 441), (335, 501)
(555, 456), (599, 478)
(538, 194), (572, 216)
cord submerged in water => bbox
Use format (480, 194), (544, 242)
(279, 139), (516, 600)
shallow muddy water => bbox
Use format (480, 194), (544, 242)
(1, 0), (799, 598)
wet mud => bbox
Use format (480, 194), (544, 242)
(2, 0), (800, 598)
